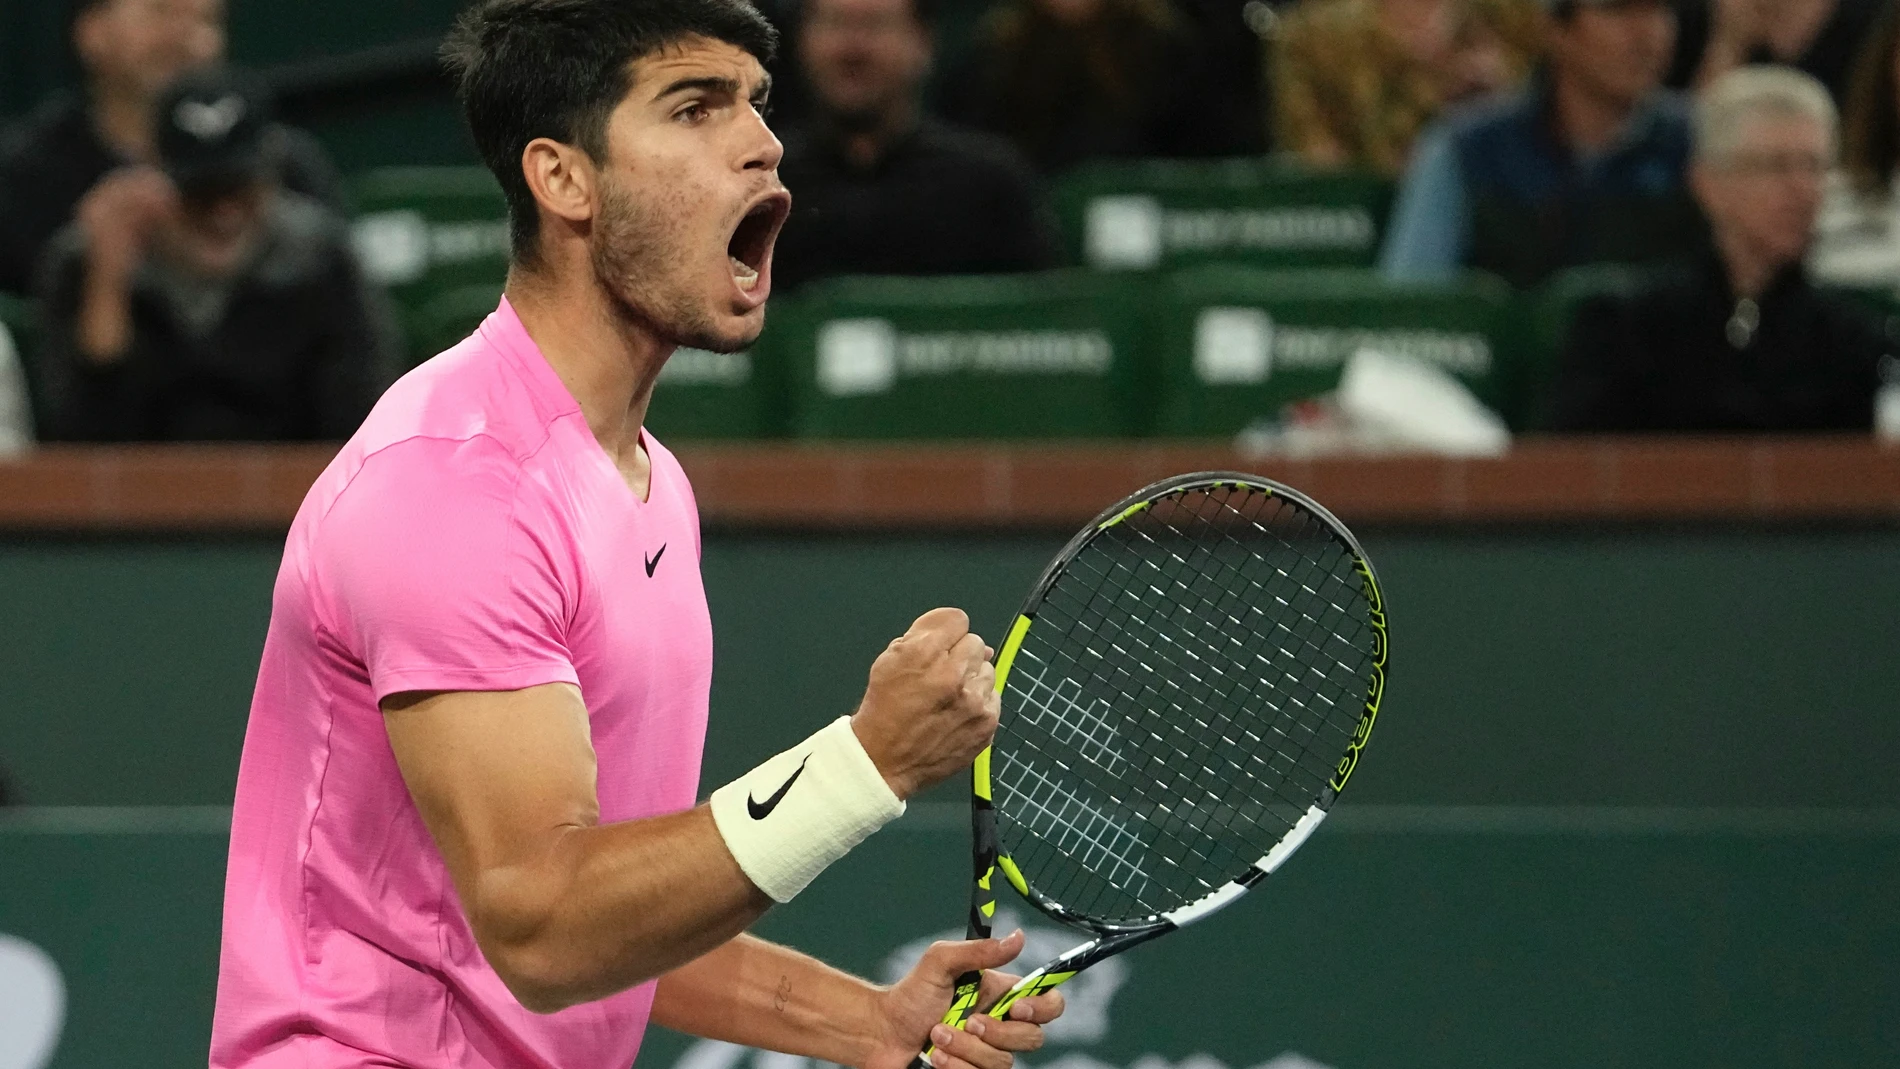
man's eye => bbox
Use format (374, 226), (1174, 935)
(677, 103), (708, 124)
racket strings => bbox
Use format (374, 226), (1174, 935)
(993, 484), (1378, 925)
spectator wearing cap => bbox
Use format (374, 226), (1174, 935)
(1380, 0), (1696, 288)
(0, 0), (342, 297)
(771, 0), (1062, 293)
(35, 69), (397, 443)
(1546, 67), (1887, 433)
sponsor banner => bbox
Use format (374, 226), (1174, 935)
(352, 211), (512, 286)
(1086, 196), (1376, 271)
(1193, 309), (1492, 385)
(817, 320), (1116, 398)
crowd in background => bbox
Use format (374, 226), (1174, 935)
(0, 0), (1896, 446)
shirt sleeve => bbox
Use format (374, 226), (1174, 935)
(314, 435), (581, 703)
(1379, 123), (1470, 282)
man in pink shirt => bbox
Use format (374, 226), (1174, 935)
(209, 1), (1065, 1066)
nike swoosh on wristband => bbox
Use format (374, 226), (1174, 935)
(747, 756), (810, 820)
(645, 544), (667, 578)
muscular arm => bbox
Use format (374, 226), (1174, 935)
(383, 683), (771, 1013)
(654, 930), (1063, 1069)
(654, 935), (881, 1065)
(382, 608), (1000, 1018)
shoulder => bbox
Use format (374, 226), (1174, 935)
(272, 125), (345, 209)
(913, 121), (1041, 186)
(1436, 88), (1540, 152)
(253, 192), (356, 284)
(0, 95), (89, 169)
(342, 326), (571, 479)
(1639, 91), (1694, 147)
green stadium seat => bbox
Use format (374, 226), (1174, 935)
(1514, 263), (1649, 430)
(1053, 159), (1395, 273)
(408, 282), (505, 366)
(1152, 267), (1518, 436)
(644, 297), (790, 440)
(779, 272), (1146, 438)
(349, 167), (512, 366)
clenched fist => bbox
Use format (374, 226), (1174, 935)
(851, 608), (1001, 800)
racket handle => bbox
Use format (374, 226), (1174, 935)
(912, 968), (986, 1069)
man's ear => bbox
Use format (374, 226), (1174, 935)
(521, 138), (599, 235)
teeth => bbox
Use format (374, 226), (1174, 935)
(730, 255), (760, 291)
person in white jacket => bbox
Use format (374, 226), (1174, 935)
(0, 319), (33, 454)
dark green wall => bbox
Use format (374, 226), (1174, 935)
(2, 529), (1898, 808)
(3, 810), (1896, 1068)
(2, 528), (1897, 1066)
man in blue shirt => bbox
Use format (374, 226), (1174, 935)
(1381, 0), (1696, 288)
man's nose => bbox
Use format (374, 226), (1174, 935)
(743, 118), (785, 173)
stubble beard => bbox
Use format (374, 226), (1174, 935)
(590, 178), (758, 355)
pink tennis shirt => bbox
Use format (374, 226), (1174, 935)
(211, 298), (713, 1068)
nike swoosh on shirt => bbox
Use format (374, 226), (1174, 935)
(747, 756), (810, 820)
(645, 544), (667, 578)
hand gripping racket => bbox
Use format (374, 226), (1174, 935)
(912, 473), (1388, 1068)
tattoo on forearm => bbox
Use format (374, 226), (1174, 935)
(774, 974), (792, 1014)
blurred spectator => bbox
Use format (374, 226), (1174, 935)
(1811, 3), (1900, 287)
(1673, 0), (1888, 105)
(1548, 67), (1884, 432)
(35, 70), (395, 442)
(0, 320), (31, 454)
(772, 0), (1062, 292)
(941, 0), (1206, 173)
(0, 0), (342, 297)
(1381, 0), (1695, 287)
(1272, 0), (1545, 177)
(1172, 0), (1276, 157)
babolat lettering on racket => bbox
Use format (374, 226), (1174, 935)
(914, 472), (1388, 1067)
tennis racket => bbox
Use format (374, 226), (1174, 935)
(913, 472), (1388, 1068)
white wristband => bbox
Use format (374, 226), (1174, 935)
(710, 716), (906, 903)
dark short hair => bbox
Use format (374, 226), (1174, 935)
(443, 0), (779, 263)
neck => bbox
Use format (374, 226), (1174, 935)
(91, 79), (159, 161)
(503, 262), (673, 463)
(1550, 71), (1637, 156)
(829, 100), (917, 170)
(1712, 226), (1785, 301)
(1766, 0), (1834, 60)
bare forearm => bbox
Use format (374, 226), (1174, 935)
(75, 260), (134, 365)
(474, 806), (771, 1012)
(653, 934), (881, 1067)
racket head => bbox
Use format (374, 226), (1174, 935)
(977, 472), (1388, 934)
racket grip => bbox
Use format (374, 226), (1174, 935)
(913, 968), (986, 1069)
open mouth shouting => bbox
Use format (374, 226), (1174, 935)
(727, 190), (791, 304)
